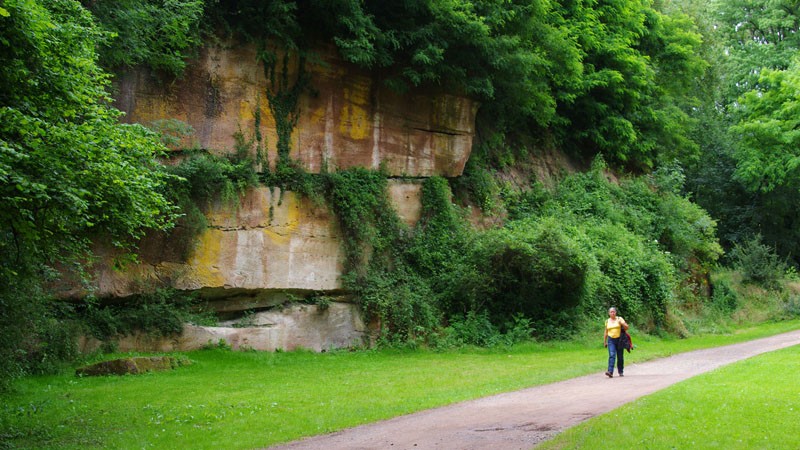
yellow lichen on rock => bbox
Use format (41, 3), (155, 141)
(339, 81), (371, 141)
(190, 229), (226, 287)
(135, 96), (186, 125)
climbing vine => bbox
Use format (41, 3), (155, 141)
(323, 168), (403, 274)
(259, 47), (309, 184)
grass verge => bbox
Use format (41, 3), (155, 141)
(1, 319), (798, 449)
(539, 344), (800, 449)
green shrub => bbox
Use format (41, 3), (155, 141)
(89, 0), (205, 76)
(543, 157), (721, 268)
(710, 276), (739, 313)
(579, 220), (675, 328)
(451, 157), (500, 212)
(784, 294), (800, 318)
(502, 314), (534, 345)
(0, 293), (81, 384)
(467, 217), (590, 331)
(148, 118), (197, 148)
(0, 263), (82, 390)
(495, 157), (719, 333)
(549, 158), (624, 223)
(81, 288), (214, 341)
(729, 235), (787, 289)
(408, 177), (471, 278)
(352, 264), (439, 345)
(436, 311), (532, 348)
(504, 181), (550, 221)
(324, 168), (404, 274)
(165, 151), (258, 208)
(651, 190), (722, 267)
(440, 311), (502, 347)
(530, 309), (581, 341)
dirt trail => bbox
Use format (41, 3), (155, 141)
(268, 329), (800, 450)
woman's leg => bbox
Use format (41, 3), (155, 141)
(617, 343), (624, 375)
(607, 338), (617, 374)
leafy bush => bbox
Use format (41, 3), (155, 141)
(783, 294), (800, 318)
(578, 220), (676, 328)
(0, 279), (81, 390)
(729, 235), (787, 289)
(451, 154), (500, 212)
(436, 311), (532, 348)
(408, 177), (471, 281)
(164, 151), (258, 208)
(467, 217), (590, 331)
(498, 160), (691, 330)
(505, 181), (550, 221)
(710, 276), (739, 313)
(440, 311), (502, 348)
(352, 263), (439, 345)
(544, 158), (721, 268)
(323, 167), (404, 274)
(81, 288), (214, 341)
(89, 0), (205, 76)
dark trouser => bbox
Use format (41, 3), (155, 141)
(607, 337), (624, 375)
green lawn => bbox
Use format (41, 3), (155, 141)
(2, 319), (799, 449)
(539, 344), (800, 449)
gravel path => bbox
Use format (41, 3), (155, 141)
(268, 329), (800, 450)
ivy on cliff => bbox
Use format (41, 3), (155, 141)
(259, 48), (309, 182)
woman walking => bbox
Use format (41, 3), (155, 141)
(603, 307), (628, 378)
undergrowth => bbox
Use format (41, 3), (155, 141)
(78, 288), (216, 343)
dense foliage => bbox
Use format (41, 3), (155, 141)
(2, 0), (800, 390)
(683, 0), (800, 264)
(0, 0), (181, 388)
(87, 0), (205, 76)
(318, 160), (721, 343)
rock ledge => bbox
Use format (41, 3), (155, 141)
(76, 356), (191, 376)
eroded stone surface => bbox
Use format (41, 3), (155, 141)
(114, 43), (478, 177)
(67, 180), (425, 301)
(387, 179), (423, 227)
(79, 303), (368, 353)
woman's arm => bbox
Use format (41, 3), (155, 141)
(603, 327), (608, 347)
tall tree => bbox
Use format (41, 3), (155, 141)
(554, 0), (706, 169)
(681, 0), (800, 262)
(0, 0), (177, 386)
(87, 0), (205, 76)
(714, 0), (800, 100)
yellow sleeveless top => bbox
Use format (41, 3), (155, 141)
(606, 317), (624, 339)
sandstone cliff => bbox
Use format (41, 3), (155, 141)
(84, 42), (480, 351)
(115, 43), (478, 177)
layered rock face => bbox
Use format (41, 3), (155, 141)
(115, 43), (478, 177)
(79, 304), (368, 353)
(96, 42), (478, 351)
(88, 181), (422, 304)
